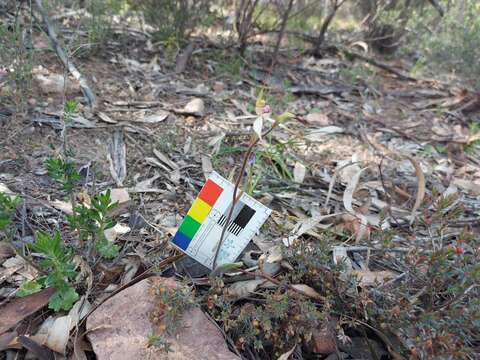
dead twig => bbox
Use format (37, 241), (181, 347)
(34, 0), (97, 108)
(340, 46), (416, 82)
(314, 0), (347, 55)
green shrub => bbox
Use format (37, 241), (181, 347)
(0, 193), (21, 231)
(417, 1), (480, 85)
(0, 15), (35, 111)
(128, 0), (213, 42)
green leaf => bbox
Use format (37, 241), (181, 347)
(49, 286), (79, 311)
(0, 193), (21, 230)
(97, 240), (119, 260)
(274, 112), (295, 123)
(17, 281), (42, 297)
(65, 99), (77, 114)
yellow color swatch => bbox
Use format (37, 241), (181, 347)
(187, 198), (212, 223)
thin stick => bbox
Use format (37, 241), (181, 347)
(340, 46), (416, 82)
(212, 121), (278, 269)
(34, 0), (97, 108)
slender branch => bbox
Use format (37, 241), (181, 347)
(314, 0), (347, 55)
(212, 120), (279, 270)
(271, 0), (294, 67)
(427, 0), (445, 17)
(340, 46), (417, 81)
(34, 0), (97, 108)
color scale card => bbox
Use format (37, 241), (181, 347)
(171, 172), (272, 269)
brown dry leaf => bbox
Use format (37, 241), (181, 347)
(365, 135), (425, 223)
(277, 344), (296, 360)
(343, 168), (369, 242)
(284, 213), (336, 246)
(0, 331), (18, 351)
(104, 223), (131, 242)
(0, 287), (55, 334)
(293, 162), (306, 183)
(305, 112), (329, 126)
(291, 284), (323, 301)
(119, 257), (141, 285)
(30, 298), (91, 354)
(128, 174), (163, 193)
(452, 178), (480, 195)
(73, 333), (91, 360)
(50, 199), (73, 215)
(2, 255), (37, 280)
(18, 336), (54, 360)
(340, 213), (370, 241)
(107, 130), (127, 187)
(97, 111), (117, 124)
(153, 148), (178, 170)
(404, 155), (426, 223)
(226, 279), (264, 299)
(140, 111), (169, 123)
(107, 188), (130, 204)
(0, 242), (15, 264)
(305, 126), (344, 141)
(0, 263), (23, 286)
(0, 183), (16, 198)
(352, 269), (395, 286)
(265, 245), (283, 263)
(201, 155), (213, 180)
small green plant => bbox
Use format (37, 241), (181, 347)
(67, 190), (120, 259)
(464, 122), (480, 154)
(163, 35), (179, 64)
(217, 53), (243, 78)
(21, 231), (78, 311)
(46, 100), (80, 193)
(149, 282), (196, 352)
(85, 0), (113, 50)
(0, 14), (35, 112)
(208, 284), (325, 356)
(401, 0), (480, 85)
(0, 193), (21, 231)
(46, 156), (81, 193)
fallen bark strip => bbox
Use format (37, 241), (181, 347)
(34, 0), (97, 109)
(339, 46), (417, 82)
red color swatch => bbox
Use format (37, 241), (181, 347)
(198, 179), (223, 206)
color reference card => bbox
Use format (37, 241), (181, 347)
(171, 171), (272, 269)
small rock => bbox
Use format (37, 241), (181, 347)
(34, 73), (78, 95)
(339, 336), (388, 359)
(305, 112), (330, 126)
(213, 82), (225, 93)
(107, 188), (130, 204)
(86, 277), (239, 360)
(103, 223), (130, 242)
(293, 162), (306, 184)
(185, 116), (196, 126)
(306, 321), (336, 354)
(179, 98), (205, 117)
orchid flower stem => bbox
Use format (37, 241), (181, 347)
(212, 120), (278, 271)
